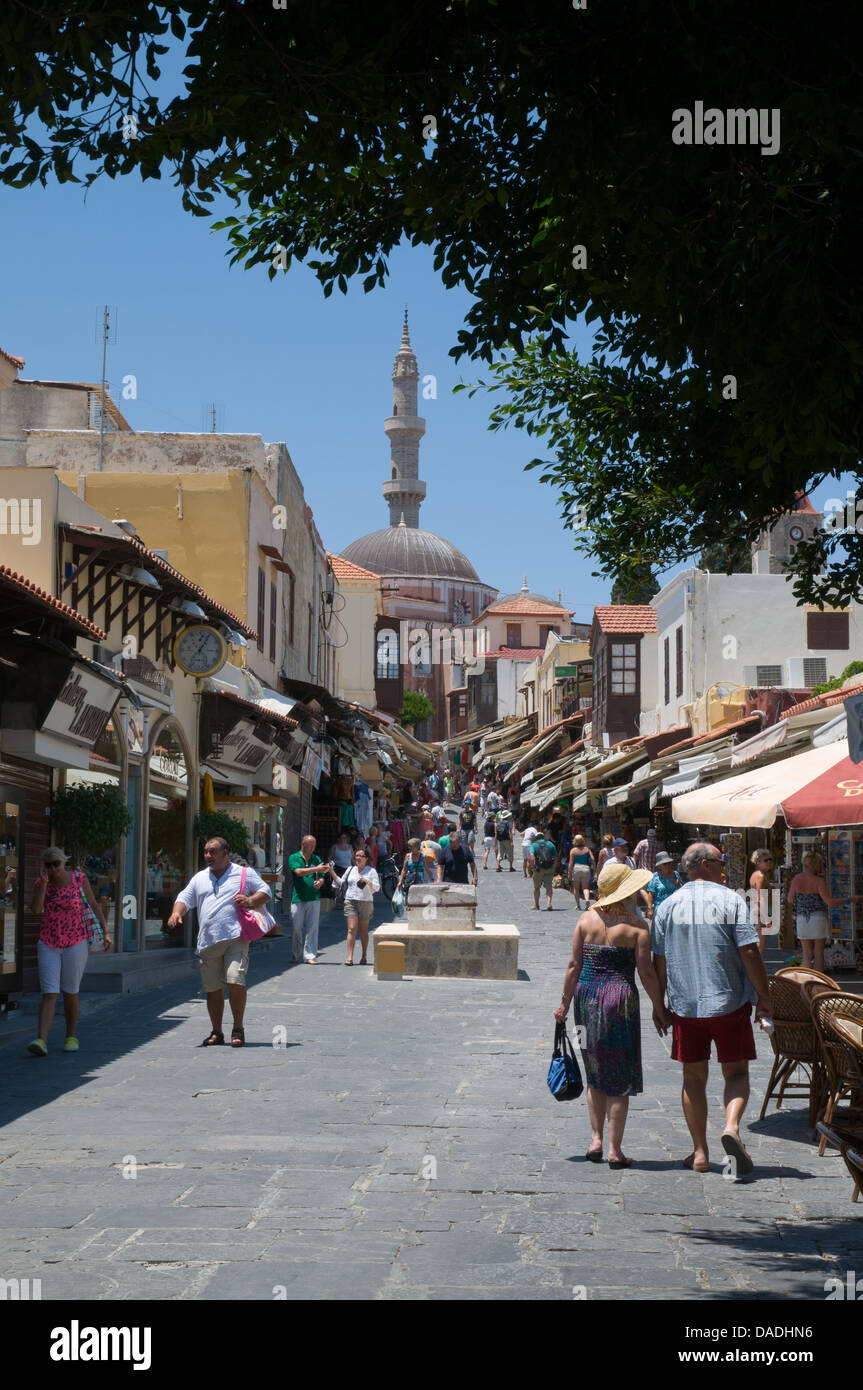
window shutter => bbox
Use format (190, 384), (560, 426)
(807, 611), (849, 650)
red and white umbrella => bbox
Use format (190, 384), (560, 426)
(672, 738), (863, 829)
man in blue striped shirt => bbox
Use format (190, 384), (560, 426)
(651, 842), (772, 1175)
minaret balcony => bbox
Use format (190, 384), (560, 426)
(383, 479), (426, 501)
(384, 415), (426, 438)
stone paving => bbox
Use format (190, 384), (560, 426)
(0, 866), (860, 1301)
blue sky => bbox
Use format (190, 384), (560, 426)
(1, 166), (611, 618)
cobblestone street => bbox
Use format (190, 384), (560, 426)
(1, 870), (859, 1302)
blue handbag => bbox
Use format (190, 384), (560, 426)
(547, 1021), (584, 1102)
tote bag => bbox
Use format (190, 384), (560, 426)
(233, 866), (277, 942)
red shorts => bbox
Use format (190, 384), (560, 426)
(671, 1003), (756, 1064)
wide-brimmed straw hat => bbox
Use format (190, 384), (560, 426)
(595, 861), (653, 908)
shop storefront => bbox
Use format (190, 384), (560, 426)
(143, 719), (194, 950)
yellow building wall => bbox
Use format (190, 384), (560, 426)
(57, 470), (251, 623)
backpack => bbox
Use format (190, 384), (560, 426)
(496, 819), (511, 841)
(534, 839), (556, 868)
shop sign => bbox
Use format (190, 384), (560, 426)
(43, 665), (119, 749)
(122, 655), (174, 711)
(210, 717), (273, 772)
(571, 767), (587, 793)
(844, 691), (863, 765)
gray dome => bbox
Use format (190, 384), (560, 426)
(492, 589), (568, 609)
(341, 525), (480, 582)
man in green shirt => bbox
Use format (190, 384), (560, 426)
(289, 835), (325, 963)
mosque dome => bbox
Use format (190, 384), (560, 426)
(341, 522), (480, 582)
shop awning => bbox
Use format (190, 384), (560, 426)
(730, 721), (789, 767)
(672, 738), (862, 829)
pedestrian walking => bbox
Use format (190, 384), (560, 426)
(642, 852), (680, 921)
(418, 805), (434, 837)
(651, 842), (773, 1174)
(609, 837), (635, 869)
(27, 847), (111, 1056)
(330, 848), (379, 966)
(596, 834), (615, 876)
(437, 830), (478, 887)
(786, 850), (858, 973)
(481, 809), (498, 870)
(397, 839), (434, 893)
(530, 828), (559, 911)
(555, 862), (670, 1167)
(287, 834), (327, 963)
(168, 836), (271, 1047)
(521, 821), (539, 878)
(633, 827), (661, 872)
(431, 801), (447, 833)
(567, 834), (596, 909)
(329, 833), (353, 874)
(458, 800), (477, 849)
(495, 809), (515, 872)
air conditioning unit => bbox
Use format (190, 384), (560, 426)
(742, 664), (783, 689)
(785, 657), (828, 688)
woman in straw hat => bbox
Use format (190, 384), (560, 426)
(554, 861), (672, 1168)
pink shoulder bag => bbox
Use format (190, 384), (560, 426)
(234, 866), (277, 942)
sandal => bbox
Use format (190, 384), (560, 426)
(231, 1027), (245, 1047)
(345, 959), (354, 966)
(201, 1031), (224, 1047)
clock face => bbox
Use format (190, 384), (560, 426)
(789, 525), (805, 541)
(173, 624), (228, 677)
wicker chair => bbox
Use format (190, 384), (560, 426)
(815, 1121), (863, 1202)
(776, 966), (838, 992)
(758, 975), (821, 1124)
(810, 994), (863, 1153)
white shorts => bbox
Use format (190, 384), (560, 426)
(483, 836), (496, 849)
(38, 938), (89, 995)
(796, 912), (830, 941)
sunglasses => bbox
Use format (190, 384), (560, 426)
(44, 860), (64, 868)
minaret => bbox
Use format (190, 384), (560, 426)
(383, 308), (426, 528)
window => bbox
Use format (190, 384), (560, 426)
(539, 625), (559, 647)
(376, 628), (399, 681)
(807, 611), (849, 650)
(408, 626), (432, 675)
(675, 625), (683, 699)
(755, 664), (783, 688)
(307, 603), (314, 672)
(664, 637), (670, 706)
(257, 567), (266, 652)
(269, 579), (277, 661)
(506, 623), (522, 648)
(803, 657), (827, 687)
(610, 641), (637, 695)
(479, 669), (496, 706)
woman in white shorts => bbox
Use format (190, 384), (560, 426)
(27, 846), (110, 1055)
(330, 848), (379, 966)
(787, 850), (860, 973)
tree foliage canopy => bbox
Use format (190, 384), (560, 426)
(3, 2), (862, 600)
(401, 690), (434, 729)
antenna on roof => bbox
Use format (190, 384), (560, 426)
(94, 304), (118, 472)
(202, 402), (225, 433)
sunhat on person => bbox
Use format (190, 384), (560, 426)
(595, 862), (653, 907)
(655, 852), (675, 868)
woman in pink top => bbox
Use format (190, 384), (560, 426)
(27, 847), (110, 1056)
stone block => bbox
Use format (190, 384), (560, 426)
(406, 882), (478, 931)
(372, 924), (519, 980)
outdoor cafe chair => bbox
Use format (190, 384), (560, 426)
(776, 965), (839, 992)
(758, 975), (821, 1124)
(816, 1121), (863, 1202)
(810, 994), (863, 1154)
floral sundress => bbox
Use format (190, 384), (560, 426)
(38, 871), (88, 949)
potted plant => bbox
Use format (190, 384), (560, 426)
(193, 810), (250, 861)
(51, 784), (132, 871)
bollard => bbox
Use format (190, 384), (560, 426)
(375, 940), (405, 980)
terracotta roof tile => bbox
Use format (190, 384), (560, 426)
(327, 553), (380, 582)
(0, 564), (106, 640)
(656, 713), (762, 757)
(594, 605), (658, 634)
(485, 646), (545, 660)
(485, 597), (574, 616)
(780, 678), (863, 720)
(0, 347), (25, 369)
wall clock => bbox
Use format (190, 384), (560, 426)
(173, 624), (228, 677)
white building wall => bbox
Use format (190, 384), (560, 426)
(649, 568), (863, 732)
